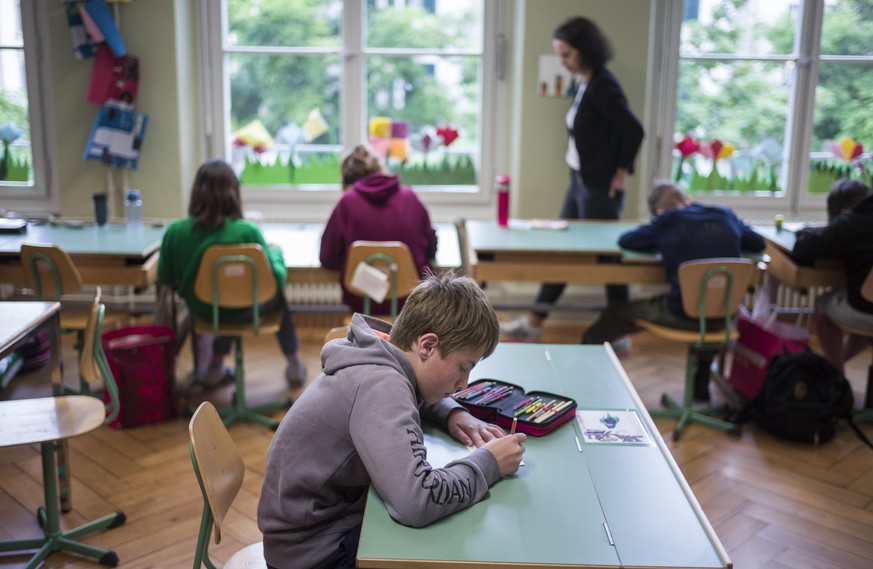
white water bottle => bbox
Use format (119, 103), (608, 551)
(125, 190), (143, 226)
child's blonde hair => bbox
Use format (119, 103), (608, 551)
(391, 272), (499, 358)
(341, 144), (384, 189)
(647, 180), (690, 216)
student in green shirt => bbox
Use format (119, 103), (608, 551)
(158, 159), (306, 387)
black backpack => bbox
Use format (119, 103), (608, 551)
(733, 349), (854, 444)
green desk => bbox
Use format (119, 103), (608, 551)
(752, 224), (844, 289)
(357, 344), (730, 569)
(262, 222), (460, 283)
(0, 223), (166, 287)
(466, 219), (667, 285)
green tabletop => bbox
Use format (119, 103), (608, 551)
(466, 219), (641, 255)
(358, 344), (729, 569)
(261, 222), (460, 270)
(0, 223), (166, 258)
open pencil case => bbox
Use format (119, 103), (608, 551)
(452, 379), (577, 436)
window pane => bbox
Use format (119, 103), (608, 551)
(366, 0), (483, 51)
(809, 62), (873, 194)
(680, 0), (795, 56)
(227, 0), (342, 48)
(366, 55), (479, 187)
(674, 59), (789, 193)
(0, 0), (32, 183)
(229, 53), (341, 186)
(821, 0), (873, 56)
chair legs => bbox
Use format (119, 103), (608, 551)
(852, 362), (873, 424)
(217, 338), (290, 430)
(0, 441), (125, 568)
(648, 345), (742, 441)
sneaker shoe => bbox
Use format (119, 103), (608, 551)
(199, 360), (235, 388)
(499, 316), (543, 343)
(286, 358), (307, 387)
(610, 335), (633, 356)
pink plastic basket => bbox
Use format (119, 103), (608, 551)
(102, 325), (177, 428)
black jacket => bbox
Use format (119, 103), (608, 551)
(573, 67), (644, 190)
(792, 194), (873, 313)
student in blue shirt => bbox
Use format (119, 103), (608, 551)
(581, 181), (765, 401)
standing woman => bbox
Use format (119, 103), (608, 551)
(501, 16), (644, 346)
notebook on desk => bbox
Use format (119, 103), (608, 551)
(0, 219), (27, 234)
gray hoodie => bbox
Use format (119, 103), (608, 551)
(257, 314), (501, 568)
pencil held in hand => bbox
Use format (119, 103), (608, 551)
(510, 417), (518, 435)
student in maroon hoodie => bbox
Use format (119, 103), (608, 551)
(320, 144), (437, 314)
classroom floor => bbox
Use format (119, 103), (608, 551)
(0, 319), (872, 568)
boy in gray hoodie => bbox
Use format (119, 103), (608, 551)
(258, 273), (527, 569)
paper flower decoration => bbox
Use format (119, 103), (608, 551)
(436, 125), (459, 147)
(830, 136), (864, 161)
(675, 134), (700, 158)
(233, 119), (273, 153)
(0, 123), (22, 181)
(673, 134), (700, 182)
(699, 139), (735, 162)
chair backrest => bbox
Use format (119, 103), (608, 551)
(342, 240), (419, 318)
(454, 217), (471, 276)
(80, 287), (120, 425)
(678, 258), (756, 342)
(189, 401), (245, 564)
(20, 243), (83, 299)
(324, 325), (349, 343)
(192, 244), (278, 334)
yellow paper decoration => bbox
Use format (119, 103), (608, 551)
(838, 136), (858, 160)
(233, 119), (273, 150)
(369, 117), (391, 138)
(302, 108), (328, 142)
(716, 143), (735, 161)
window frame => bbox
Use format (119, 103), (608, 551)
(652, 0), (840, 221)
(200, 0), (507, 221)
(0, 0), (56, 211)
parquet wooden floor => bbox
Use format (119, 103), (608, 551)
(1, 322), (872, 569)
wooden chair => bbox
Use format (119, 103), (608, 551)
(0, 396), (127, 568)
(20, 244), (125, 389)
(324, 326), (349, 342)
(343, 240), (419, 320)
(189, 401), (267, 569)
(636, 258), (756, 441)
(189, 244), (290, 429)
(57, 287), (124, 514)
(81, 287), (121, 425)
(831, 267), (873, 423)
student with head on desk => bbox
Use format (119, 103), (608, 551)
(319, 143), (437, 314)
(792, 179), (873, 373)
(257, 272), (526, 569)
(581, 181), (765, 401)
(157, 159), (306, 387)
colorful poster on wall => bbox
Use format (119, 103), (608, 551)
(83, 103), (148, 169)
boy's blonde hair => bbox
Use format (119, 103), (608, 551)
(647, 180), (690, 216)
(391, 272), (499, 358)
(341, 144), (384, 189)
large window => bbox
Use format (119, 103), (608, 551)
(661, 0), (873, 217)
(0, 0), (52, 205)
(203, 0), (503, 215)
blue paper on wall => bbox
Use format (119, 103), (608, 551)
(83, 104), (148, 169)
(81, 0), (127, 58)
(65, 1), (99, 60)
